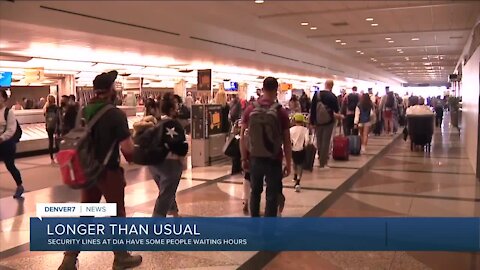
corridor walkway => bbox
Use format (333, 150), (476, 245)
(0, 122), (478, 270)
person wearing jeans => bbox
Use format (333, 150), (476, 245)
(148, 93), (188, 217)
(44, 95), (60, 163)
(240, 77), (292, 218)
(309, 80), (342, 169)
(0, 90), (24, 199)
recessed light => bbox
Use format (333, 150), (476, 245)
(336, 39), (342, 43)
(301, 22), (309, 26)
(356, 50), (361, 53)
(422, 57), (428, 60)
(399, 51), (404, 53)
(254, 0), (264, 3)
(360, 52), (365, 55)
(310, 26), (318, 30)
(411, 37), (420, 41)
(366, 18), (374, 21)
(371, 23), (379, 27)
(388, 40), (394, 43)
(385, 37), (391, 40)
(397, 49), (402, 52)
(341, 42), (346, 45)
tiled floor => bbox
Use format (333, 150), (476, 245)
(0, 120), (479, 270)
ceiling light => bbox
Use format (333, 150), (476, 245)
(356, 50), (361, 53)
(360, 52), (364, 55)
(336, 39), (342, 43)
(424, 62), (432, 65)
(366, 18), (374, 21)
(422, 57), (428, 60)
(310, 26), (317, 30)
(385, 37), (392, 40)
(254, 0), (264, 3)
(340, 42), (346, 45)
(399, 51), (404, 54)
(371, 23), (379, 27)
(411, 37), (420, 41)
(301, 22), (309, 26)
(388, 40), (394, 43)
(397, 49), (402, 52)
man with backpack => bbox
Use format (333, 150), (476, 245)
(341, 86), (359, 136)
(58, 70), (142, 270)
(240, 77), (292, 217)
(310, 80), (342, 169)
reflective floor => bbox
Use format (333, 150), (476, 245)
(0, 119), (479, 270)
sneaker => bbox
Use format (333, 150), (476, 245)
(58, 255), (78, 270)
(278, 194), (286, 214)
(319, 166), (330, 171)
(113, 252), (142, 270)
(167, 210), (180, 217)
(361, 149), (367, 154)
(13, 185), (24, 199)
(294, 184), (301, 192)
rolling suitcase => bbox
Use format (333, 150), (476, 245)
(302, 134), (317, 171)
(332, 125), (349, 161)
(348, 131), (361, 156)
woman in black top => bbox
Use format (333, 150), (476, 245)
(44, 95), (60, 163)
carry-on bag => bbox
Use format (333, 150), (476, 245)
(302, 133), (317, 171)
(348, 128), (361, 156)
(332, 123), (349, 161)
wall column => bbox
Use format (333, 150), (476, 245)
(174, 79), (186, 98)
(59, 75), (76, 97)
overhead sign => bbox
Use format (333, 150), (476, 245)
(24, 67), (45, 83)
(280, 83), (293, 91)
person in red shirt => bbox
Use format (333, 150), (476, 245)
(240, 77), (292, 217)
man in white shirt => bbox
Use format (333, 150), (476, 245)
(0, 89), (24, 198)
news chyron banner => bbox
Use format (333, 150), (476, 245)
(32, 203), (480, 251)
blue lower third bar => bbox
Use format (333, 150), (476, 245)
(30, 217), (480, 251)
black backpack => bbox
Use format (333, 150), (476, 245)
(132, 119), (170, 165)
(385, 94), (395, 108)
(347, 94), (359, 111)
(4, 108), (22, 143)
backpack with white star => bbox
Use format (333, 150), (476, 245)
(132, 119), (171, 165)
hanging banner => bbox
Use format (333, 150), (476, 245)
(197, 69), (212, 91)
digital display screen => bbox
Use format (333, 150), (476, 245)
(0, 71), (13, 87)
(224, 81), (238, 91)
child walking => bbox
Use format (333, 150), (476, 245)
(290, 113), (309, 192)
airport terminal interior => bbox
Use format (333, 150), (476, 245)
(0, 1), (480, 269)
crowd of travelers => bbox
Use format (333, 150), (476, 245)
(0, 70), (451, 270)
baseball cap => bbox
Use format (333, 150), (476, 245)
(293, 113), (305, 123)
(93, 70), (118, 93)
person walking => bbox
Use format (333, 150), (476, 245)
(309, 80), (343, 169)
(354, 94), (375, 154)
(380, 89), (397, 135)
(58, 71), (142, 270)
(148, 93), (188, 217)
(290, 113), (309, 192)
(0, 90), (24, 199)
(433, 95), (444, 127)
(288, 95), (301, 114)
(240, 77), (292, 217)
(44, 95), (61, 164)
(341, 86), (359, 136)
